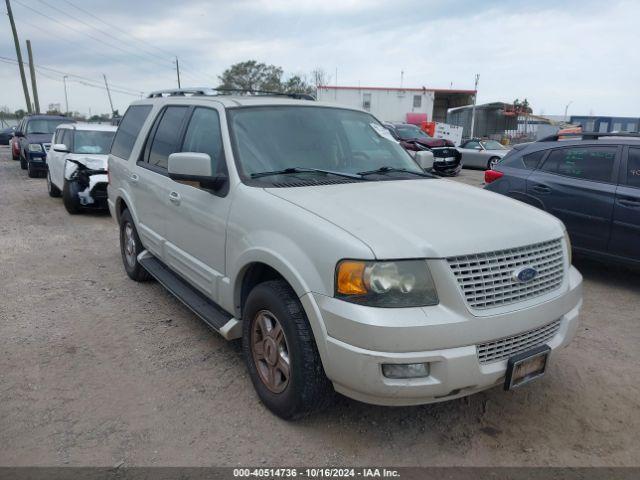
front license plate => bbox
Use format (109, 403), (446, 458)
(504, 345), (550, 390)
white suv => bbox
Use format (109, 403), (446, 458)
(46, 123), (116, 213)
(107, 88), (583, 419)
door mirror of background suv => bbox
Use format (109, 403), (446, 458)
(168, 152), (227, 191)
(53, 143), (69, 153)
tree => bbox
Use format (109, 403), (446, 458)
(282, 75), (314, 95)
(14, 108), (26, 118)
(310, 68), (331, 88)
(218, 60), (284, 91)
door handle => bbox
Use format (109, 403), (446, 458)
(532, 184), (551, 194)
(129, 173), (139, 183)
(168, 191), (181, 205)
(618, 198), (640, 208)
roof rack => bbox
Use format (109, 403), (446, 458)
(538, 131), (640, 142)
(146, 87), (315, 101)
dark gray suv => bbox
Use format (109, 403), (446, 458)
(484, 133), (640, 268)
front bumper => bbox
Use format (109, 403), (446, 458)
(303, 266), (582, 406)
(27, 154), (48, 170)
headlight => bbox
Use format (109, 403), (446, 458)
(28, 143), (44, 152)
(335, 259), (438, 307)
(563, 230), (572, 265)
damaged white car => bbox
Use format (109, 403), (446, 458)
(46, 123), (116, 214)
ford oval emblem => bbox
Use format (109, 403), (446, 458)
(513, 266), (538, 283)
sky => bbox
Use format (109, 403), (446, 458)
(1, 0), (639, 118)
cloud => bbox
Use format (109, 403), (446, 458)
(1, 0), (638, 117)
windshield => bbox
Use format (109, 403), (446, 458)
(481, 140), (507, 150)
(26, 119), (71, 135)
(72, 130), (115, 154)
(395, 124), (432, 140)
(228, 106), (423, 179)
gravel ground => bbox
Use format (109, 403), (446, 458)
(1, 146), (638, 467)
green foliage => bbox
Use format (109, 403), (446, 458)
(218, 60), (315, 95)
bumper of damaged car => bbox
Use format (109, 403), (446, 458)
(77, 173), (109, 207)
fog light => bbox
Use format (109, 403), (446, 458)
(382, 362), (430, 379)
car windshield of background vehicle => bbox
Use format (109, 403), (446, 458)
(396, 125), (432, 140)
(72, 131), (116, 154)
(26, 119), (70, 134)
(228, 106), (424, 178)
(481, 140), (507, 150)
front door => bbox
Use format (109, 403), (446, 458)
(608, 146), (640, 263)
(526, 145), (619, 253)
(162, 106), (232, 304)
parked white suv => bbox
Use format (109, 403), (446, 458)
(46, 123), (116, 213)
(107, 88), (583, 419)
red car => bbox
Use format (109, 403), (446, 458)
(11, 134), (20, 160)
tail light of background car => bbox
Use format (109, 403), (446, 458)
(484, 170), (504, 184)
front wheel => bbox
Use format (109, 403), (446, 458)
(20, 153), (27, 170)
(487, 156), (501, 170)
(242, 280), (333, 419)
(62, 178), (82, 214)
(27, 161), (39, 178)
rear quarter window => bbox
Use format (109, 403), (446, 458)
(500, 148), (545, 170)
(626, 147), (640, 188)
(111, 105), (153, 159)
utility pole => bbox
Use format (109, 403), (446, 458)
(175, 56), (181, 88)
(26, 40), (40, 114)
(63, 75), (69, 114)
(6, 0), (32, 113)
(103, 74), (115, 116)
(564, 101), (573, 122)
(469, 73), (480, 139)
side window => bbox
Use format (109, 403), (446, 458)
(181, 108), (226, 173)
(626, 147), (640, 188)
(60, 129), (73, 150)
(541, 147), (616, 182)
(147, 106), (189, 169)
(522, 150), (546, 169)
(53, 129), (61, 144)
(465, 141), (480, 149)
(111, 105), (152, 159)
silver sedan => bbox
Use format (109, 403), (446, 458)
(458, 139), (510, 169)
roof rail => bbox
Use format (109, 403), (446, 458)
(538, 131), (640, 142)
(146, 87), (315, 101)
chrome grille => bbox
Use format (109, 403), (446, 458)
(447, 239), (564, 310)
(477, 319), (561, 363)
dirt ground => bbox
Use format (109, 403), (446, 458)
(1, 146), (638, 467)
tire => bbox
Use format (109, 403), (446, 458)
(20, 153), (27, 170)
(62, 178), (82, 214)
(27, 161), (39, 178)
(12, 150), (18, 161)
(47, 171), (61, 197)
(242, 280), (333, 419)
(119, 209), (151, 282)
(487, 156), (501, 170)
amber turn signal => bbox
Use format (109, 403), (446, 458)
(336, 260), (367, 295)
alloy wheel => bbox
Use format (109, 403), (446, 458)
(251, 309), (291, 394)
(123, 223), (137, 268)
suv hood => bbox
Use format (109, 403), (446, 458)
(66, 153), (108, 170)
(266, 179), (564, 258)
(26, 133), (54, 144)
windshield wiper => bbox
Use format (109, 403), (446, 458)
(250, 167), (367, 180)
(357, 166), (433, 178)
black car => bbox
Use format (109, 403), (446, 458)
(484, 132), (640, 268)
(14, 114), (75, 177)
(0, 126), (16, 145)
(383, 122), (462, 176)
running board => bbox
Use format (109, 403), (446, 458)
(138, 251), (241, 340)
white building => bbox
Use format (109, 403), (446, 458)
(317, 85), (475, 124)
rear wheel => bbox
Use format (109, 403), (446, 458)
(62, 178), (82, 214)
(242, 280), (333, 419)
(487, 156), (501, 170)
(119, 209), (151, 282)
(47, 171), (61, 197)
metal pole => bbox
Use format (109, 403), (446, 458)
(6, 0), (32, 113)
(63, 75), (69, 114)
(564, 101), (572, 122)
(26, 40), (40, 114)
(103, 74), (115, 116)
(469, 73), (480, 139)
(175, 56), (181, 88)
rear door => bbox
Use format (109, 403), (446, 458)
(133, 105), (190, 259)
(608, 146), (640, 263)
(526, 145), (619, 252)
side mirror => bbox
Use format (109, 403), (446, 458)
(53, 143), (69, 153)
(415, 150), (434, 170)
(168, 152), (227, 191)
